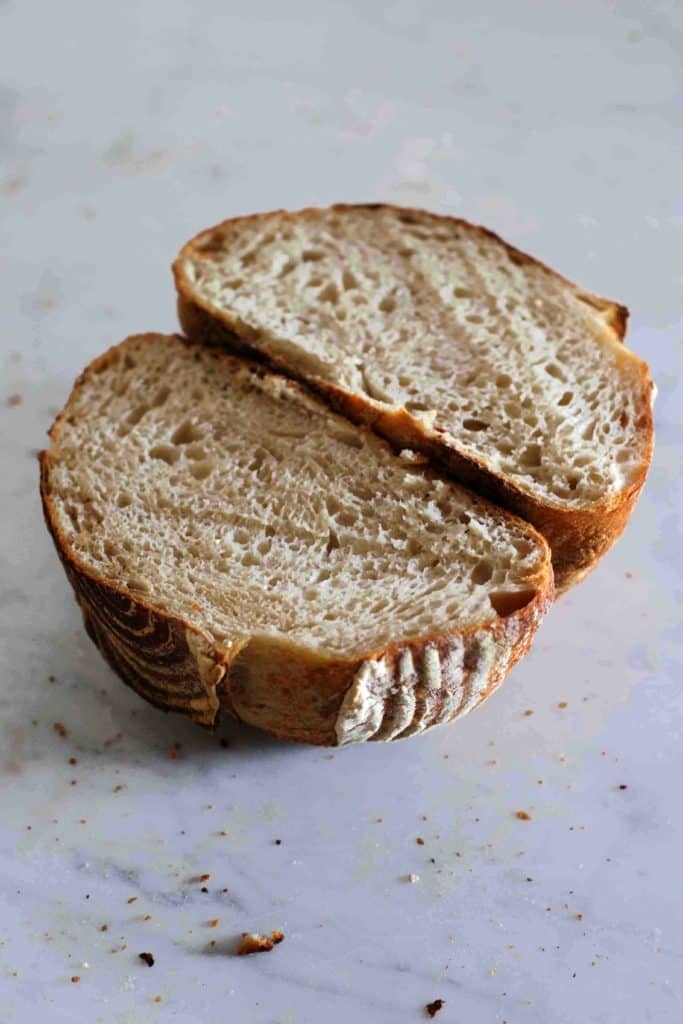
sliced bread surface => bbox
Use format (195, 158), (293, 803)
(174, 204), (654, 591)
(40, 333), (552, 745)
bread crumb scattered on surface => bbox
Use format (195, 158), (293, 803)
(416, 837), (425, 846)
(515, 811), (532, 821)
(408, 873), (420, 883)
(139, 952), (154, 967)
(71, 976), (80, 983)
(523, 709), (534, 716)
(53, 722), (67, 738)
(425, 998), (445, 1017)
(236, 930), (284, 955)
(6, 394), (22, 406)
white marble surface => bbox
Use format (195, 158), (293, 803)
(1, 1), (682, 1021)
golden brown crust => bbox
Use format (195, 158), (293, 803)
(39, 333), (553, 744)
(173, 204), (655, 592)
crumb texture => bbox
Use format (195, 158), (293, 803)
(181, 205), (651, 507)
(42, 335), (547, 660)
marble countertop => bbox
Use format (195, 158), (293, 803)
(1, 1), (681, 1021)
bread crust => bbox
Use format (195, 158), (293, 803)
(174, 204), (655, 593)
(39, 334), (553, 745)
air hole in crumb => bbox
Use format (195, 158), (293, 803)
(582, 421), (596, 441)
(152, 386), (171, 407)
(277, 258), (295, 278)
(465, 313), (485, 324)
(472, 560), (494, 585)
(490, 589), (536, 617)
(185, 443), (206, 461)
(318, 282), (339, 304)
(342, 268), (359, 290)
(379, 294), (396, 313)
(149, 444), (180, 466)
(453, 287), (473, 300)
(126, 405), (148, 427)
(495, 374), (511, 388)
(117, 492), (133, 508)
(558, 391), (573, 406)
(302, 250), (324, 262)
(171, 420), (204, 445)
(520, 444), (542, 467)
(463, 418), (489, 431)
(544, 362), (565, 381)
(190, 461), (214, 480)
(567, 473), (580, 491)
(326, 529), (340, 554)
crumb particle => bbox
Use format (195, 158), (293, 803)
(618, 784), (628, 790)
(53, 722), (67, 738)
(426, 998), (445, 1017)
(209, 919), (219, 928)
(71, 976), (80, 983)
(6, 393), (22, 406)
(523, 709), (534, 716)
(139, 952), (154, 967)
(416, 837), (425, 845)
(558, 701), (568, 709)
(127, 897), (138, 904)
(408, 873), (420, 883)
(199, 873), (211, 882)
(515, 811), (532, 821)
(68, 757), (77, 765)
(236, 930), (284, 955)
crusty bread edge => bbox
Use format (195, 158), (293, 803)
(39, 333), (554, 745)
(173, 203), (655, 592)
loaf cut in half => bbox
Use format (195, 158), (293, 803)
(40, 334), (552, 745)
(175, 204), (655, 592)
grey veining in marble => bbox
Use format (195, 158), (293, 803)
(1, 1), (682, 1021)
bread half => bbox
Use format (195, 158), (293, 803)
(40, 334), (552, 745)
(174, 204), (654, 592)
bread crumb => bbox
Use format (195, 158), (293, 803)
(515, 811), (532, 821)
(199, 874), (211, 883)
(6, 394), (22, 406)
(53, 722), (67, 738)
(68, 757), (78, 765)
(408, 873), (420, 883)
(127, 897), (138, 904)
(416, 837), (425, 846)
(618, 784), (628, 790)
(558, 701), (568, 709)
(523, 709), (534, 716)
(236, 930), (284, 955)
(425, 998), (445, 1017)
(208, 919), (219, 928)
(139, 952), (154, 967)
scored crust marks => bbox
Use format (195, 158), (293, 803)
(336, 629), (514, 746)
